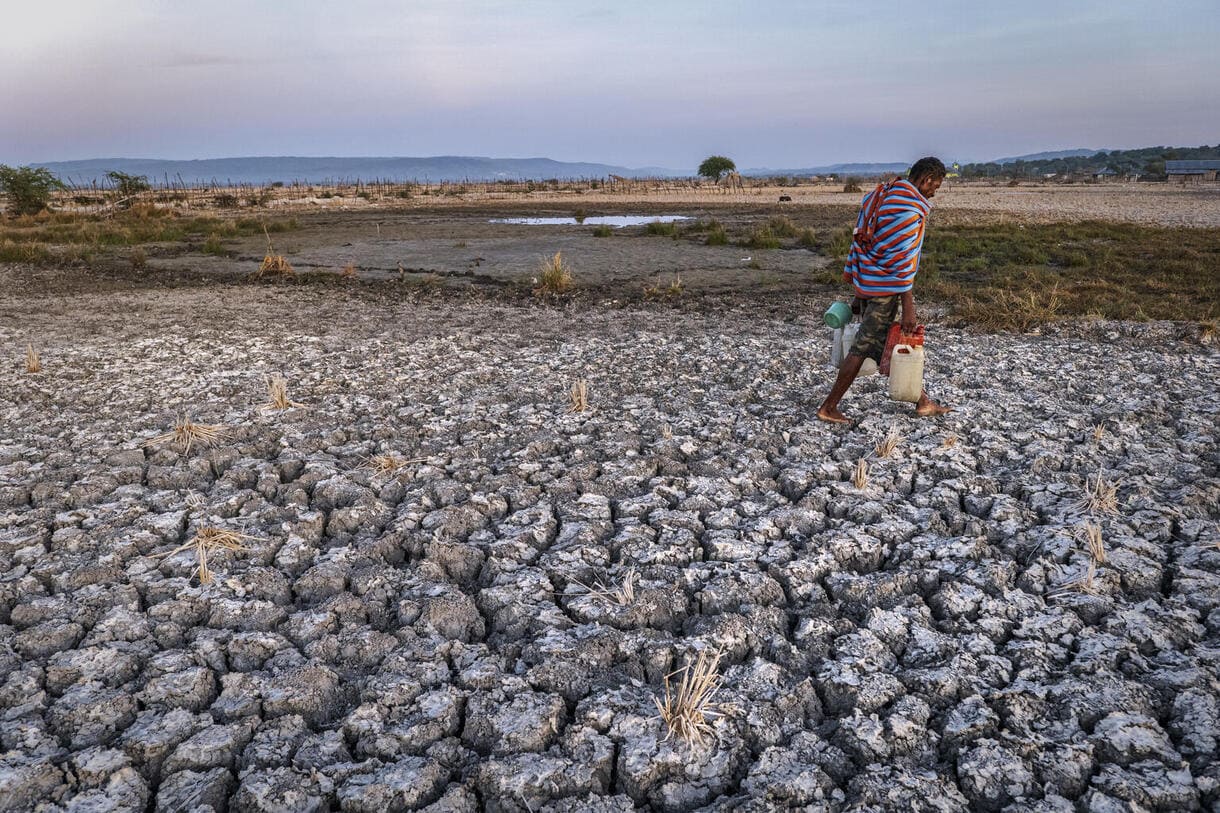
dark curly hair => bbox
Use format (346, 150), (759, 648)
(908, 157), (947, 183)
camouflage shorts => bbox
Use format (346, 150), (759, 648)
(849, 295), (899, 362)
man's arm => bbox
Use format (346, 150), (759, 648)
(901, 289), (917, 333)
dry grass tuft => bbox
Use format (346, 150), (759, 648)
(875, 426), (904, 458)
(852, 459), (869, 490)
(534, 251), (573, 295)
(154, 526), (251, 585)
(570, 378), (589, 413)
(257, 253), (295, 277)
(361, 453), (426, 477)
(574, 567), (637, 607)
(143, 415), (226, 455)
(341, 262), (358, 279)
(1079, 521), (1106, 564)
(255, 224), (295, 278)
(25, 344), (41, 373)
(1092, 423), (1106, 442)
(941, 433), (958, 449)
(654, 648), (737, 747)
(1050, 560), (1097, 597)
(263, 375), (301, 411)
(1075, 470), (1119, 516)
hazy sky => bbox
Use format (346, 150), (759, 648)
(3, 0), (1217, 168)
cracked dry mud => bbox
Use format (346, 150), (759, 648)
(2, 283), (1218, 812)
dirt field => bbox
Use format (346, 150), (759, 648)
(1, 185), (1218, 811)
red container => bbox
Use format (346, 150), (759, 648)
(880, 324), (924, 375)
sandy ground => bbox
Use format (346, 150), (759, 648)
(2, 273), (1218, 811)
(250, 181), (1220, 228)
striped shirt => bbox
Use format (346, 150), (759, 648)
(843, 179), (931, 297)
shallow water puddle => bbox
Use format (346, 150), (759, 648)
(488, 215), (692, 227)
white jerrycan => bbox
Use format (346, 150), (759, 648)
(839, 324), (878, 376)
(888, 343), (924, 402)
(830, 327), (844, 368)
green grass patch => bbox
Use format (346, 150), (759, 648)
(645, 221), (679, 237)
(592, 225), (613, 238)
(0, 209), (297, 266)
(920, 220), (1220, 328)
(743, 225), (780, 250)
(767, 215), (800, 238)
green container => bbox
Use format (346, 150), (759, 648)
(823, 300), (852, 328)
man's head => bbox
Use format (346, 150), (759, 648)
(908, 156), (946, 199)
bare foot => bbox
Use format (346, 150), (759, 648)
(915, 400), (952, 417)
(817, 406), (852, 425)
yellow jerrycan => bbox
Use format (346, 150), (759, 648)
(888, 343), (924, 402)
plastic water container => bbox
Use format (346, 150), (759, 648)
(824, 301), (852, 328)
(839, 325), (878, 376)
(888, 344), (924, 402)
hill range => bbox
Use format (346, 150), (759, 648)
(32, 148), (1108, 186)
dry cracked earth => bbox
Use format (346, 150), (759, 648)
(2, 282), (1219, 812)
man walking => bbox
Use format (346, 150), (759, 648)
(817, 157), (952, 425)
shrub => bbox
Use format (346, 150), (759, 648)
(645, 221), (678, 237)
(706, 225), (728, 246)
(202, 233), (226, 255)
(214, 193), (239, 208)
(592, 225), (613, 237)
(106, 171), (150, 201)
(0, 165), (65, 216)
(843, 178), (863, 193)
(744, 225), (780, 250)
(797, 227), (817, 248)
(573, 208), (588, 223)
(536, 251), (572, 294)
(129, 247), (147, 271)
(767, 215), (799, 238)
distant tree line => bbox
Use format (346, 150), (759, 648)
(958, 145), (1220, 180)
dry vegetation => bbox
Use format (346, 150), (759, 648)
(852, 459), (869, 490)
(1075, 470), (1120, 516)
(874, 426), (904, 458)
(263, 375), (301, 411)
(574, 567), (637, 607)
(570, 378), (589, 413)
(654, 648), (737, 747)
(143, 415), (226, 455)
(536, 251), (573, 295)
(24, 343), (40, 373)
(153, 526), (252, 585)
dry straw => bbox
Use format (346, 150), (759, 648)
(574, 567), (637, 607)
(875, 426), (904, 458)
(852, 459), (869, 490)
(941, 433), (958, 449)
(536, 251), (572, 294)
(263, 375), (301, 411)
(1050, 560), (1097, 597)
(143, 415), (226, 455)
(361, 453), (427, 477)
(25, 344), (41, 373)
(153, 526), (251, 585)
(341, 262), (358, 279)
(570, 378), (589, 413)
(1079, 522), (1106, 564)
(255, 224), (294, 278)
(1075, 470), (1119, 516)
(655, 648), (737, 747)
(1092, 423), (1106, 442)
